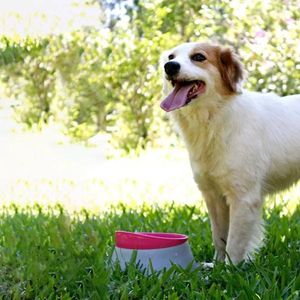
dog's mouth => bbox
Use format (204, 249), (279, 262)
(160, 80), (206, 112)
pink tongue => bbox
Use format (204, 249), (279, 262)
(160, 82), (195, 112)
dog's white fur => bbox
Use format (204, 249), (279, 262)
(161, 42), (300, 264)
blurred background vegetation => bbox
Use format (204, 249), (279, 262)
(0, 0), (299, 153)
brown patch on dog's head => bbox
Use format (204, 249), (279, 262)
(218, 48), (244, 94)
(187, 43), (244, 95)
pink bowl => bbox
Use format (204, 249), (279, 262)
(115, 230), (188, 250)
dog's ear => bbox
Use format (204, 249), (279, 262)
(219, 48), (244, 94)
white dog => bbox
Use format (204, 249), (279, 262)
(160, 42), (300, 264)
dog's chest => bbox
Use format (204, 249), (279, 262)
(171, 108), (231, 187)
(189, 145), (227, 187)
(178, 120), (227, 180)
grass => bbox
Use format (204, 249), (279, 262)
(0, 197), (299, 299)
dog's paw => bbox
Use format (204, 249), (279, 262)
(200, 262), (214, 269)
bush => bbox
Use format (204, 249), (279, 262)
(49, 30), (113, 141)
(0, 37), (55, 128)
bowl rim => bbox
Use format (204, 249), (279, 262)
(115, 230), (188, 249)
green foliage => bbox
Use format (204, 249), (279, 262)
(0, 36), (48, 66)
(14, 55), (55, 127)
(0, 202), (299, 298)
(50, 30), (114, 141)
(0, 0), (299, 150)
(0, 37), (55, 127)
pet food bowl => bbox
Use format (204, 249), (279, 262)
(111, 231), (197, 272)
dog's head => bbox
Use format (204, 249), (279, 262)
(160, 42), (244, 112)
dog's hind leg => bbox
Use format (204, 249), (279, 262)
(225, 186), (264, 264)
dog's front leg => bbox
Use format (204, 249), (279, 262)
(202, 190), (229, 262)
(226, 188), (264, 264)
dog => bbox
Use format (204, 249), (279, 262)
(160, 42), (300, 265)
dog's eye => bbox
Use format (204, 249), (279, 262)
(168, 54), (175, 60)
(191, 53), (206, 62)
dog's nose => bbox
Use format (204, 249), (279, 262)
(164, 61), (180, 77)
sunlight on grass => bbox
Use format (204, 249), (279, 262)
(265, 185), (300, 216)
(1, 176), (299, 217)
(0, 177), (202, 215)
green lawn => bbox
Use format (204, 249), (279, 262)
(0, 197), (299, 299)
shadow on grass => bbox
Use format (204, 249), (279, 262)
(0, 203), (299, 299)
